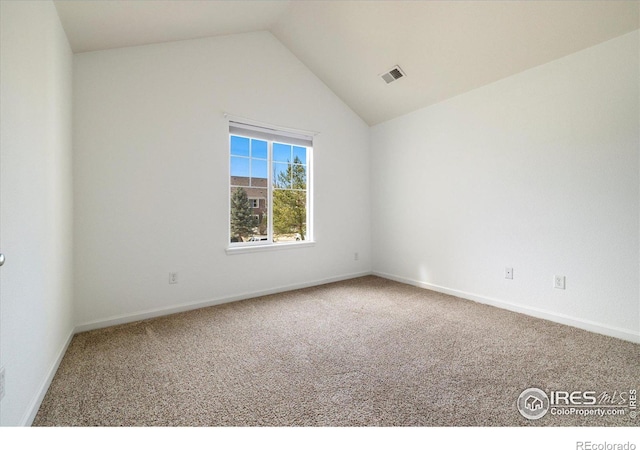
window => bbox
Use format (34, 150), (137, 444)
(229, 121), (312, 247)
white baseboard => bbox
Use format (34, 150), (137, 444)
(21, 271), (371, 425)
(75, 271), (373, 333)
(373, 271), (640, 344)
(19, 269), (637, 426)
(21, 328), (75, 426)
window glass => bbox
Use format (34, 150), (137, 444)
(229, 129), (311, 246)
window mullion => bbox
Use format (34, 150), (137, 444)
(267, 140), (274, 244)
(306, 146), (312, 242)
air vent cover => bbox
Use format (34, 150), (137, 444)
(380, 65), (406, 84)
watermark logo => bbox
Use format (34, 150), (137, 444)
(577, 442), (636, 450)
(517, 388), (637, 420)
(517, 387), (550, 420)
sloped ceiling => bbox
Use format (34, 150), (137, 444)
(53, 0), (291, 53)
(54, 0), (640, 125)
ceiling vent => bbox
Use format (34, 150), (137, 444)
(380, 65), (406, 84)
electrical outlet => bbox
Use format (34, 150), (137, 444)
(354, 252), (359, 261)
(505, 267), (513, 280)
(554, 275), (566, 290)
(169, 272), (178, 284)
(0, 367), (5, 401)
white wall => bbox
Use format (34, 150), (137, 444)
(0, 1), (74, 425)
(73, 31), (371, 327)
(1, 3), (634, 427)
(371, 31), (640, 342)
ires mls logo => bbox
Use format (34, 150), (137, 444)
(517, 388), (550, 420)
(550, 390), (597, 405)
(517, 388), (638, 420)
(526, 395), (543, 411)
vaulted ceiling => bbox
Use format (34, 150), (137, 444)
(53, 1), (640, 125)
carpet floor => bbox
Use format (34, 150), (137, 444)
(33, 276), (639, 426)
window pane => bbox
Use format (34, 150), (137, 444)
(231, 136), (250, 156)
(273, 143), (292, 163)
(291, 164), (307, 190)
(230, 187), (259, 243)
(251, 139), (267, 159)
(230, 156), (249, 177)
(273, 162), (291, 189)
(273, 190), (306, 243)
(251, 158), (267, 179)
(293, 146), (307, 165)
(254, 195), (268, 239)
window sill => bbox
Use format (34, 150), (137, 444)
(225, 241), (316, 255)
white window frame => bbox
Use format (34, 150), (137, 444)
(226, 118), (315, 254)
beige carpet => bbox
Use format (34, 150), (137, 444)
(34, 276), (639, 426)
